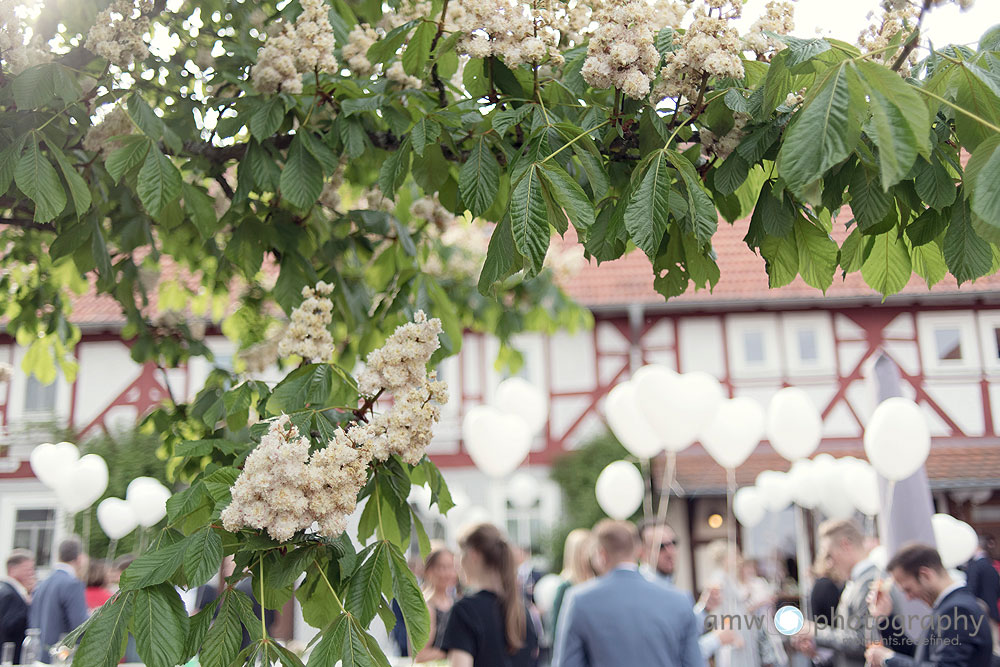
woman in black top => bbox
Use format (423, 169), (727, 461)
(441, 523), (539, 667)
(415, 543), (458, 663)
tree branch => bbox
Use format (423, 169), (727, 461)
(891, 0), (932, 72)
(0, 217), (57, 232)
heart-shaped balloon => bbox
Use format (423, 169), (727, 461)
(595, 461), (644, 520)
(494, 377), (548, 436)
(126, 477), (172, 527)
(55, 454), (109, 513)
(755, 470), (793, 513)
(30, 441), (80, 489)
(462, 405), (531, 478)
(788, 458), (822, 509)
(606, 381), (662, 459)
(700, 397), (765, 469)
(766, 387), (822, 462)
(638, 370), (724, 452)
(97, 497), (139, 540)
(864, 397), (930, 481)
(733, 486), (766, 527)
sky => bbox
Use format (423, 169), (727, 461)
(737, 0), (998, 48)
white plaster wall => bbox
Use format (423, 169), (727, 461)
(678, 317), (725, 377)
(73, 341), (139, 430)
(549, 331), (596, 393)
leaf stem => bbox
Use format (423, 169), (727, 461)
(259, 554), (268, 661)
(314, 560), (347, 613)
(539, 119), (611, 164)
(911, 85), (1000, 134)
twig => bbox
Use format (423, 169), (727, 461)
(891, 0), (932, 72)
(429, 0), (451, 108)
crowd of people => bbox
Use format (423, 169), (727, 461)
(3, 517), (1000, 666)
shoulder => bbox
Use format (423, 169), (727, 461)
(939, 590), (988, 618)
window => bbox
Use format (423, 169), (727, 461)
(977, 312), (1000, 373)
(781, 313), (836, 376)
(13, 508), (56, 567)
(24, 376), (57, 414)
(934, 328), (963, 361)
(743, 331), (766, 364)
(797, 329), (819, 363)
(727, 316), (781, 378)
(918, 312), (979, 374)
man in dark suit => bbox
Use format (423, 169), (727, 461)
(28, 538), (90, 663)
(553, 520), (704, 667)
(963, 536), (1000, 626)
(866, 543), (993, 667)
(0, 549), (37, 663)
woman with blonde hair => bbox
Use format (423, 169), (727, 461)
(414, 542), (459, 663)
(441, 523), (538, 667)
(550, 528), (596, 635)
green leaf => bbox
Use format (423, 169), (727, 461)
(509, 164), (550, 276)
(539, 162), (595, 233)
(137, 148), (183, 218)
(200, 591), (243, 667)
(127, 94), (164, 140)
(459, 136), (500, 217)
(855, 61), (930, 188)
(250, 96), (286, 141)
(378, 138), (412, 199)
(410, 118), (440, 158)
(387, 542), (430, 652)
(954, 63), (1000, 152)
(667, 151), (717, 244)
(839, 226), (867, 273)
(244, 139), (280, 191)
(203, 467), (239, 503)
(181, 599), (216, 662)
(267, 363), (335, 413)
(714, 153), (750, 196)
(75, 592), (133, 667)
(15, 140), (67, 222)
(906, 208), (947, 247)
(184, 526), (223, 587)
(913, 155), (957, 210)
(105, 135), (150, 184)
(347, 543), (388, 627)
(944, 199), (993, 284)
(492, 105), (533, 136)
(119, 539), (188, 590)
(478, 215), (523, 293)
(794, 216), (838, 291)
(779, 35), (832, 68)
(861, 232), (911, 297)
(763, 51), (795, 113)
(751, 181), (794, 238)
(133, 584), (189, 667)
(182, 183), (218, 239)
(624, 151), (671, 259)
(777, 62), (863, 195)
(910, 239), (947, 288)
(849, 166), (891, 231)
(403, 21), (435, 76)
(12, 64), (56, 109)
(968, 134), (1000, 230)
(367, 20), (420, 64)
(48, 144), (91, 218)
(280, 134), (324, 209)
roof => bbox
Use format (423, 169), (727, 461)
(559, 213), (1000, 309)
(669, 442), (1000, 496)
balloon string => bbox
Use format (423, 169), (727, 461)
(640, 458), (653, 519)
(106, 539), (118, 568)
(879, 480), (896, 568)
(726, 467), (738, 582)
(646, 452), (676, 572)
(83, 511), (91, 556)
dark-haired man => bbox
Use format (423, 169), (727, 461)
(28, 538), (90, 663)
(866, 543), (993, 667)
(0, 549), (36, 663)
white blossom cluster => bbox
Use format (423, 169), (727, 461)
(85, 0), (152, 69)
(239, 334), (282, 375)
(858, 3), (919, 76)
(83, 106), (134, 156)
(0, 362), (12, 383)
(305, 428), (370, 537)
(342, 24), (378, 77)
(742, 0), (795, 58)
(0, 0), (49, 74)
(357, 311), (443, 395)
(581, 0), (662, 99)
(410, 193), (455, 232)
(367, 374), (449, 464)
(253, 0), (337, 94)
(319, 158), (347, 211)
(652, 1), (743, 103)
(455, 0), (562, 68)
(700, 111), (748, 159)
(278, 282), (335, 363)
(423, 219), (491, 279)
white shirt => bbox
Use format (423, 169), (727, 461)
(613, 562), (639, 572)
(1, 576), (29, 602)
(932, 581), (964, 610)
(851, 558), (875, 581)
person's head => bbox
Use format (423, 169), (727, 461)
(812, 547), (839, 582)
(423, 542), (457, 595)
(887, 543), (951, 607)
(6, 549), (36, 591)
(108, 554), (136, 587)
(638, 518), (678, 576)
(594, 519), (640, 572)
(86, 561), (108, 588)
(817, 519), (865, 580)
(561, 528), (596, 585)
(457, 523), (525, 654)
(979, 534), (996, 558)
(58, 537), (88, 577)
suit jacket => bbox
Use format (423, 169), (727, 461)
(963, 557), (1000, 623)
(885, 587), (993, 667)
(0, 580), (29, 663)
(27, 567), (89, 663)
(553, 567), (705, 667)
(816, 561), (883, 667)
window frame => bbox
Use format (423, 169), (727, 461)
(726, 315), (782, 379)
(781, 312), (836, 377)
(977, 311), (1000, 374)
(917, 312), (980, 375)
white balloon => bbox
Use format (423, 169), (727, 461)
(408, 485), (435, 515)
(734, 486), (767, 527)
(788, 459), (822, 509)
(97, 497), (139, 540)
(56, 454), (109, 513)
(30, 441), (80, 489)
(495, 377), (548, 436)
(843, 460), (880, 516)
(507, 472), (538, 510)
(767, 387), (822, 462)
(463, 405), (532, 478)
(932, 514), (978, 568)
(533, 574), (564, 615)
(633, 366), (689, 453)
(126, 477), (171, 527)
(595, 461), (644, 520)
(864, 398), (931, 481)
(755, 470), (793, 513)
(700, 397), (765, 469)
(606, 382), (662, 459)
(816, 464), (857, 519)
(869, 545), (888, 571)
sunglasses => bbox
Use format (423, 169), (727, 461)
(659, 539), (679, 551)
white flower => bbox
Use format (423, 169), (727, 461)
(252, 0), (337, 94)
(84, 106), (134, 156)
(582, 0), (661, 99)
(85, 0), (152, 69)
(278, 282), (336, 363)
